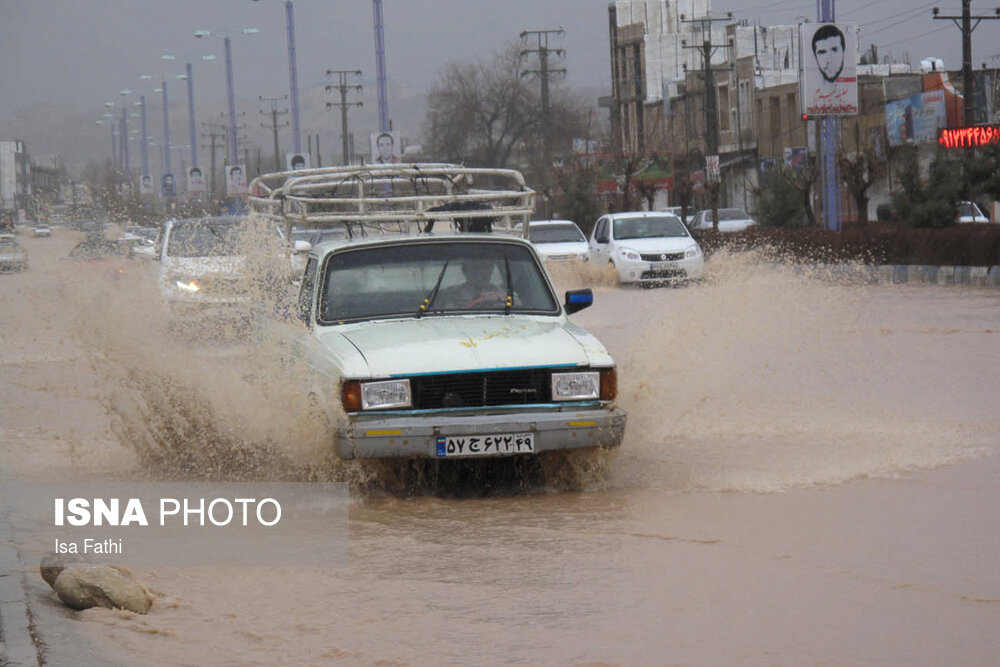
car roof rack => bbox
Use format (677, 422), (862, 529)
(248, 163), (535, 240)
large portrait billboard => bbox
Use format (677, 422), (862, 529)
(800, 23), (858, 116)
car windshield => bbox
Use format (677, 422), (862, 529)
(319, 241), (559, 323)
(529, 223), (585, 243)
(166, 220), (246, 257)
(958, 202), (980, 217)
(613, 216), (688, 240)
(69, 240), (121, 260)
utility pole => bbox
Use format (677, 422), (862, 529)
(259, 95), (290, 171)
(680, 12), (733, 158)
(325, 69), (363, 165)
(932, 2), (1000, 125)
(201, 120), (227, 198)
(681, 11), (734, 229)
(519, 28), (566, 172)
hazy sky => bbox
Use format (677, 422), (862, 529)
(1, 0), (992, 168)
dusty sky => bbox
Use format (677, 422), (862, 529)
(0, 0), (991, 168)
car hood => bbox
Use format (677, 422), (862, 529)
(161, 256), (246, 277)
(535, 241), (589, 257)
(323, 316), (611, 378)
(613, 237), (696, 252)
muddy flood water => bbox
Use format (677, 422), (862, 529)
(2, 228), (999, 666)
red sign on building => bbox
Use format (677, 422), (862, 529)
(938, 125), (1000, 148)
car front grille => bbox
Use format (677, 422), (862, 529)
(409, 369), (552, 409)
(640, 252), (685, 262)
(640, 268), (687, 280)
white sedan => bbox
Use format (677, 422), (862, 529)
(588, 211), (704, 285)
(526, 220), (590, 261)
(689, 208), (757, 234)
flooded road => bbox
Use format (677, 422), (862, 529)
(3, 229), (999, 666)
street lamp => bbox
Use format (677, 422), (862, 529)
(194, 28), (260, 165)
(252, 0), (302, 152)
(164, 54), (216, 169)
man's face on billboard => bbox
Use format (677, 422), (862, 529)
(377, 135), (393, 158)
(813, 34), (844, 83)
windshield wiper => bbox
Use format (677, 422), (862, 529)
(503, 255), (513, 315)
(417, 259), (450, 318)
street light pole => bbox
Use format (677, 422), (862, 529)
(186, 63), (198, 167)
(818, 0), (841, 231)
(195, 28), (258, 167)
(285, 0), (302, 153)
(139, 96), (149, 177)
(224, 37), (238, 165)
(161, 79), (172, 176)
(372, 0), (390, 131)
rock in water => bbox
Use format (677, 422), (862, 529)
(52, 565), (153, 614)
(39, 553), (81, 588)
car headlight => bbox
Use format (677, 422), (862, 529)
(350, 379), (412, 410)
(174, 279), (200, 292)
(618, 247), (641, 261)
(684, 245), (701, 258)
(551, 371), (600, 401)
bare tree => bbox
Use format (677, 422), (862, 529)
(424, 44), (535, 168)
(838, 130), (883, 226)
(424, 43), (589, 173)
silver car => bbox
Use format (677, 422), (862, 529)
(689, 208), (757, 234)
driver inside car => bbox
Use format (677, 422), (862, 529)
(442, 259), (508, 309)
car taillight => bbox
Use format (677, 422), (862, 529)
(599, 368), (617, 401)
(341, 380), (362, 413)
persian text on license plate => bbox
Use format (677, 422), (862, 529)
(436, 432), (535, 457)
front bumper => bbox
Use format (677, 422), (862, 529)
(616, 256), (704, 283)
(334, 404), (626, 459)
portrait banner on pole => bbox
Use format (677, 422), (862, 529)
(800, 23), (858, 116)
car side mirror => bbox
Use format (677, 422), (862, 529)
(564, 288), (593, 315)
(292, 240), (312, 253)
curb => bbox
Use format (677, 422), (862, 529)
(876, 264), (1000, 286)
(0, 511), (41, 667)
(796, 264), (1000, 287)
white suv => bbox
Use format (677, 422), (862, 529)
(588, 211), (704, 285)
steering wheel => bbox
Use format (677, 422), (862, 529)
(466, 289), (505, 308)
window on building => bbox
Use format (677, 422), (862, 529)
(718, 84), (730, 131)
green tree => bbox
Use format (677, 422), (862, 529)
(890, 146), (962, 228)
(757, 166), (807, 227)
(552, 163), (603, 236)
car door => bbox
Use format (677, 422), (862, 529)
(590, 217), (610, 263)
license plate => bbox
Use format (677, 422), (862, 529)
(649, 261), (676, 270)
(435, 432), (535, 457)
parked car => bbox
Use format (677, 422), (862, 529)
(957, 200), (990, 223)
(524, 219), (590, 261)
(0, 234), (28, 272)
(250, 163), (626, 461)
(688, 208), (757, 234)
(32, 224), (52, 238)
(588, 211), (704, 285)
